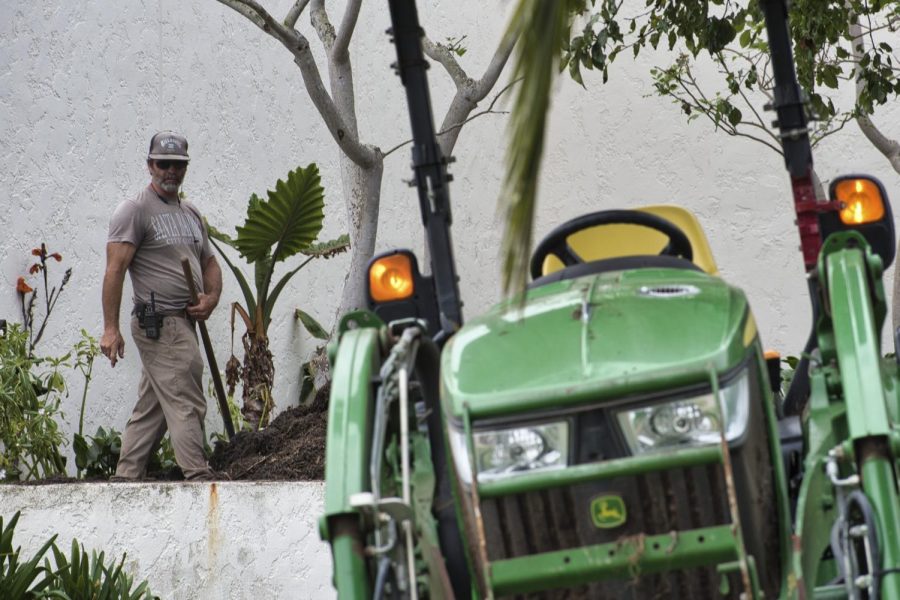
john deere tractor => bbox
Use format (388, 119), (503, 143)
(319, 0), (900, 597)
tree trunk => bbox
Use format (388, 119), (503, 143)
(334, 158), (384, 322)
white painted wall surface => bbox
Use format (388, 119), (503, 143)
(0, 482), (334, 599)
(2, 2), (899, 459)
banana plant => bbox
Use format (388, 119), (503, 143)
(208, 163), (349, 429)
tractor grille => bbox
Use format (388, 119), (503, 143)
(479, 465), (741, 599)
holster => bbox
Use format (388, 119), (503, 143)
(134, 303), (164, 340)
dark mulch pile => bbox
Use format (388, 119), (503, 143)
(210, 386), (328, 481)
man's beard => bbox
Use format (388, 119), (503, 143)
(153, 173), (182, 194)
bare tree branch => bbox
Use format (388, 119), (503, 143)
(333, 0), (363, 61)
(383, 78), (518, 158)
(423, 36), (470, 86)
(215, 0), (377, 168)
(284, 0), (310, 29)
(472, 34), (516, 99)
(310, 0), (336, 52)
(427, 32), (517, 155)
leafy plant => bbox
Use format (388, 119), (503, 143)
(47, 539), (157, 600)
(18, 243), (72, 354)
(0, 512), (56, 598)
(73, 426), (121, 479)
(1, 511), (158, 599)
(0, 323), (68, 481)
(74, 427), (178, 480)
(209, 163), (349, 429)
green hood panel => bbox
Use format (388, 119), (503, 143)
(442, 268), (753, 420)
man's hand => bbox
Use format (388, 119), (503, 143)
(100, 328), (126, 367)
(186, 293), (218, 321)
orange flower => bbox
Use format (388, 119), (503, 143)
(29, 264), (42, 274)
(16, 277), (33, 294)
(50, 253), (62, 261)
(31, 248), (42, 257)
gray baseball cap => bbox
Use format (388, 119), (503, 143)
(148, 131), (190, 161)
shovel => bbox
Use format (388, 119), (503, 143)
(181, 258), (236, 441)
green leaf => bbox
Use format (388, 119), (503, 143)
(208, 237), (257, 318)
(728, 106), (743, 126)
(301, 234), (351, 259)
(739, 30), (751, 48)
(295, 309), (329, 340)
(234, 164), (326, 264)
(206, 223), (238, 249)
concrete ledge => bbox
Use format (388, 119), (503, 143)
(0, 481), (335, 599)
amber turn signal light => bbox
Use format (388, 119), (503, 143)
(835, 178), (885, 225)
(369, 253), (415, 302)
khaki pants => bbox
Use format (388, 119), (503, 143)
(115, 315), (213, 480)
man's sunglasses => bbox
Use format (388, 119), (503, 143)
(155, 160), (188, 170)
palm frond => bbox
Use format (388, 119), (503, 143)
(234, 164), (326, 263)
(500, 0), (584, 295)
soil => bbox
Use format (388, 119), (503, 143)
(11, 385), (329, 485)
(209, 385), (328, 481)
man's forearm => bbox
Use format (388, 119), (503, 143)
(202, 257), (222, 305)
(102, 268), (126, 331)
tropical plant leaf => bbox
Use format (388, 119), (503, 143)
(294, 309), (329, 340)
(264, 257), (314, 329)
(301, 234), (351, 259)
(208, 237), (257, 317)
(206, 223), (238, 249)
(234, 164), (326, 264)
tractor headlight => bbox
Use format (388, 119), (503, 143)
(449, 421), (569, 485)
(616, 369), (750, 455)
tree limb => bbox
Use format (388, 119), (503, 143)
(423, 36), (471, 87)
(215, 0), (377, 168)
(428, 31), (517, 155)
(310, 0), (336, 51)
(849, 12), (900, 174)
(383, 79), (517, 158)
(284, 0), (310, 28)
(333, 0), (363, 61)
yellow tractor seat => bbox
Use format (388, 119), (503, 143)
(540, 204), (719, 277)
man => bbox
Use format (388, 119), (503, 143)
(100, 131), (222, 481)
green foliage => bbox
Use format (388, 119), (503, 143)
(0, 512), (56, 598)
(0, 323), (68, 481)
(208, 163), (349, 334)
(74, 428), (176, 480)
(564, 0), (900, 150)
(73, 427), (121, 479)
(1, 511), (158, 599)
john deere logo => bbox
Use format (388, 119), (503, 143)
(591, 494), (627, 529)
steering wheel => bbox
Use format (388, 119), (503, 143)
(529, 209), (694, 280)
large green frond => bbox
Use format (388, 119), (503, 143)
(301, 234), (351, 258)
(234, 164), (326, 263)
(206, 223), (238, 249)
(500, 0), (584, 296)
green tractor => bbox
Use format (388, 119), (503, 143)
(319, 0), (900, 597)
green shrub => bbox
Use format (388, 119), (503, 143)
(0, 511), (158, 599)
(0, 324), (68, 481)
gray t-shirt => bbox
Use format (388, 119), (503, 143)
(108, 185), (212, 313)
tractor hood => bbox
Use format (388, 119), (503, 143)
(441, 268), (754, 422)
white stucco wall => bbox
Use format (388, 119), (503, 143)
(0, 482), (333, 598)
(2, 3), (899, 469)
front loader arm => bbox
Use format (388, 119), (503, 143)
(320, 319), (383, 599)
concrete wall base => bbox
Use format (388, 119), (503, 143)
(0, 482), (335, 599)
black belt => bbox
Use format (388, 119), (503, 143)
(132, 305), (188, 318)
